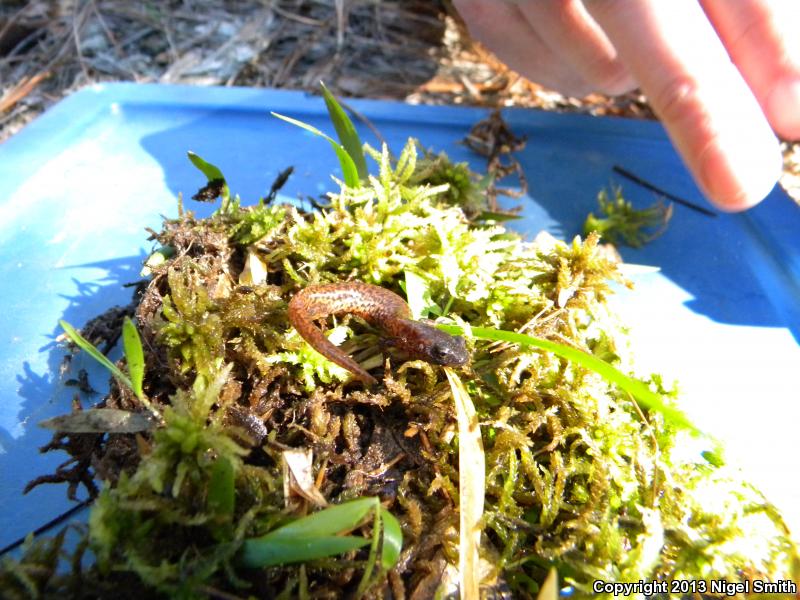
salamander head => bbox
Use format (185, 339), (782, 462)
(424, 330), (469, 366)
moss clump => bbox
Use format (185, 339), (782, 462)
(230, 203), (286, 246)
(8, 137), (798, 598)
(583, 186), (673, 248)
(411, 144), (490, 217)
(88, 369), (257, 597)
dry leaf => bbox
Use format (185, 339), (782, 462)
(239, 249), (268, 286)
(282, 447), (328, 509)
(39, 408), (156, 433)
(445, 368), (485, 600)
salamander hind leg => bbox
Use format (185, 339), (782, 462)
(305, 328), (378, 386)
(289, 315), (378, 386)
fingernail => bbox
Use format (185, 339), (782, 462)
(768, 78), (800, 140)
(698, 132), (783, 212)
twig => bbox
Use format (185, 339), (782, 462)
(0, 2), (37, 49)
(271, 4), (325, 27)
(273, 26), (326, 87)
(4, 24), (47, 60)
(0, 70), (50, 113)
(90, 0), (123, 58)
(0, 103), (25, 129)
(335, 0), (346, 51)
(70, 0), (91, 81)
(612, 165), (717, 217)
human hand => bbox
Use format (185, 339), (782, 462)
(453, 0), (800, 211)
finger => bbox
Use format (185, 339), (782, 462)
(516, 0), (636, 95)
(454, 0), (593, 96)
(586, 0), (782, 210)
(700, 0), (800, 140)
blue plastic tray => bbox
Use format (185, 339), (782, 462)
(1, 83), (798, 549)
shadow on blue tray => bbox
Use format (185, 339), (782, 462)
(0, 255), (142, 550)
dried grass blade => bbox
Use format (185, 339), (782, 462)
(537, 568), (559, 600)
(445, 368), (484, 600)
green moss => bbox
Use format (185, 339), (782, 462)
(157, 264), (225, 377)
(583, 186), (672, 248)
(411, 143), (490, 216)
(88, 369), (252, 595)
(229, 203), (286, 246)
(12, 129), (798, 598)
(0, 529), (72, 599)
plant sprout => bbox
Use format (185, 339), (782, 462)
(59, 317), (157, 418)
(241, 496), (402, 594)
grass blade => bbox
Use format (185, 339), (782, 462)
(208, 456), (235, 518)
(380, 508), (403, 570)
(272, 112), (360, 188)
(438, 324), (700, 435)
(187, 151), (230, 204)
(474, 210), (523, 223)
(187, 151), (224, 181)
(263, 498), (376, 541)
(122, 317), (144, 400)
(60, 320), (133, 392)
(356, 502), (382, 597)
(320, 82), (368, 180)
(240, 497), (403, 571)
(240, 535), (368, 568)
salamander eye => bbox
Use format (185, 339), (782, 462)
(430, 341), (466, 365)
(433, 336), (469, 366)
(429, 343), (449, 362)
(426, 334), (468, 366)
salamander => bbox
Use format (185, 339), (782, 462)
(287, 281), (469, 386)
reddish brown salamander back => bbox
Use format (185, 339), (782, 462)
(287, 282), (469, 386)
